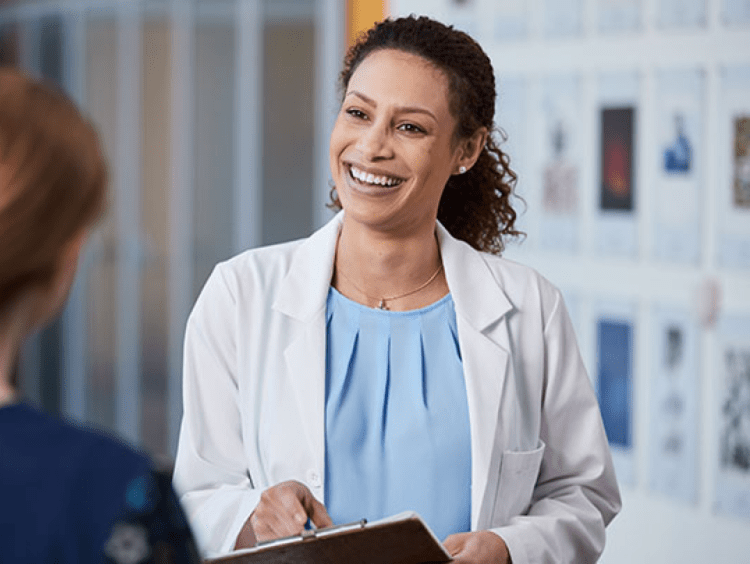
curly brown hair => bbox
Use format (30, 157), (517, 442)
(330, 15), (522, 254)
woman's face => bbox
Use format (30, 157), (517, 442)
(329, 49), (466, 236)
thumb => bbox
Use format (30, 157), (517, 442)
(442, 533), (467, 557)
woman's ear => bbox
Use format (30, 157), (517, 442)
(455, 127), (488, 175)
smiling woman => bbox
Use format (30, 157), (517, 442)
(173, 15), (621, 564)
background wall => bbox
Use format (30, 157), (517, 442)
(2, 0), (750, 561)
(389, 0), (750, 562)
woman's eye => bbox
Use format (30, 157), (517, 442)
(346, 108), (367, 120)
(398, 123), (425, 134)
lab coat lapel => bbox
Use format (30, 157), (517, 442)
(437, 223), (514, 530)
(273, 214), (343, 495)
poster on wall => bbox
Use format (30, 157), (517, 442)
(539, 75), (582, 252)
(599, 0), (642, 33)
(596, 304), (636, 485)
(715, 316), (750, 520)
(600, 107), (635, 211)
(722, 0), (750, 25)
(596, 73), (639, 258)
(717, 66), (750, 268)
(492, 0), (528, 41)
(649, 308), (699, 504)
(653, 69), (703, 264)
(657, 0), (706, 28)
(543, 0), (583, 38)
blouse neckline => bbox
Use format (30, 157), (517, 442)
(328, 286), (453, 316)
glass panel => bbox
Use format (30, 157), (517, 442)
(85, 18), (119, 431)
(0, 22), (20, 66)
(140, 18), (171, 458)
(262, 20), (315, 246)
(39, 15), (63, 86)
(193, 19), (236, 299)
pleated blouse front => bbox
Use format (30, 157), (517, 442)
(324, 287), (472, 542)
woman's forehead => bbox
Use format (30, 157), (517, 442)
(346, 49), (452, 114)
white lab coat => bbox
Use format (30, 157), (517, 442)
(173, 213), (621, 563)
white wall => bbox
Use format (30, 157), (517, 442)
(391, 1), (750, 562)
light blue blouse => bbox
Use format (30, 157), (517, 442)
(324, 287), (472, 541)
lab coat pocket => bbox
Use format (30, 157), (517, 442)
(491, 440), (545, 525)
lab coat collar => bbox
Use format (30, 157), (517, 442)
(435, 221), (514, 332)
(274, 212), (514, 326)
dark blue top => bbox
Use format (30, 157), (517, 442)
(0, 402), (199, 564)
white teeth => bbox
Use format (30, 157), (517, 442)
(349, 165), (402, 187)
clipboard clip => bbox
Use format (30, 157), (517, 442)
(301, 518), (368, 540)
(256, 518), (368, 547)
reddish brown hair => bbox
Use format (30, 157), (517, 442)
(0, 68), (107, 312)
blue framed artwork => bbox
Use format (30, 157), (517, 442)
(597, 319), (633, 448)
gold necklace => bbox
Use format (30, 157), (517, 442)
(337, 262), (444, 310)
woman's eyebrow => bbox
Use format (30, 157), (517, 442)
(345, 90), (438, 123)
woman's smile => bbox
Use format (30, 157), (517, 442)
(347, 164), (404, 188)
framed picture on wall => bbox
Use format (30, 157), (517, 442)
(717, 66), (750, 268)
(652, 68), (704, 265)
(539, 75), (582, 253)
(715, 316), (750, 520)
(595, 72), (639, 258)
(600, 107), (635, 212)
(595, 301), (637, 486)
(649, 307), (700, 504)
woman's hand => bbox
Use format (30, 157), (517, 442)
(234, 480), (333, 549)
(442, 531), (512, 564)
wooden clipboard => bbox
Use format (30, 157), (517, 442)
(204, 511), (452, 564)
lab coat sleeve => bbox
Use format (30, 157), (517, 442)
(491, 290), (621, 564)
(172, 265), (260, 556)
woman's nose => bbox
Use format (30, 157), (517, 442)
(357, 121), (393, 161)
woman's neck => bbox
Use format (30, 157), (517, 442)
(0, 305), (30, 408)
(333, 219), (447, 311)
(0, 344), (19, 408)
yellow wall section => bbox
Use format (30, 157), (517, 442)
(347, 0), (388, 47)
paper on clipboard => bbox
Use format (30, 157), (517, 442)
(205, 511), (452, 564)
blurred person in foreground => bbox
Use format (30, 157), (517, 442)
(0, 68), (200, 564)
(174, 16), (621, 564)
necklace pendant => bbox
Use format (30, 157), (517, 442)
(378, 299), (387, 310)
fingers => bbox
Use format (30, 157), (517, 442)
(250, 480), (329, 544)
(305, 493), (334, 528)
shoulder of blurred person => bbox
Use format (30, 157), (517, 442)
(0, 401), (200, 563)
